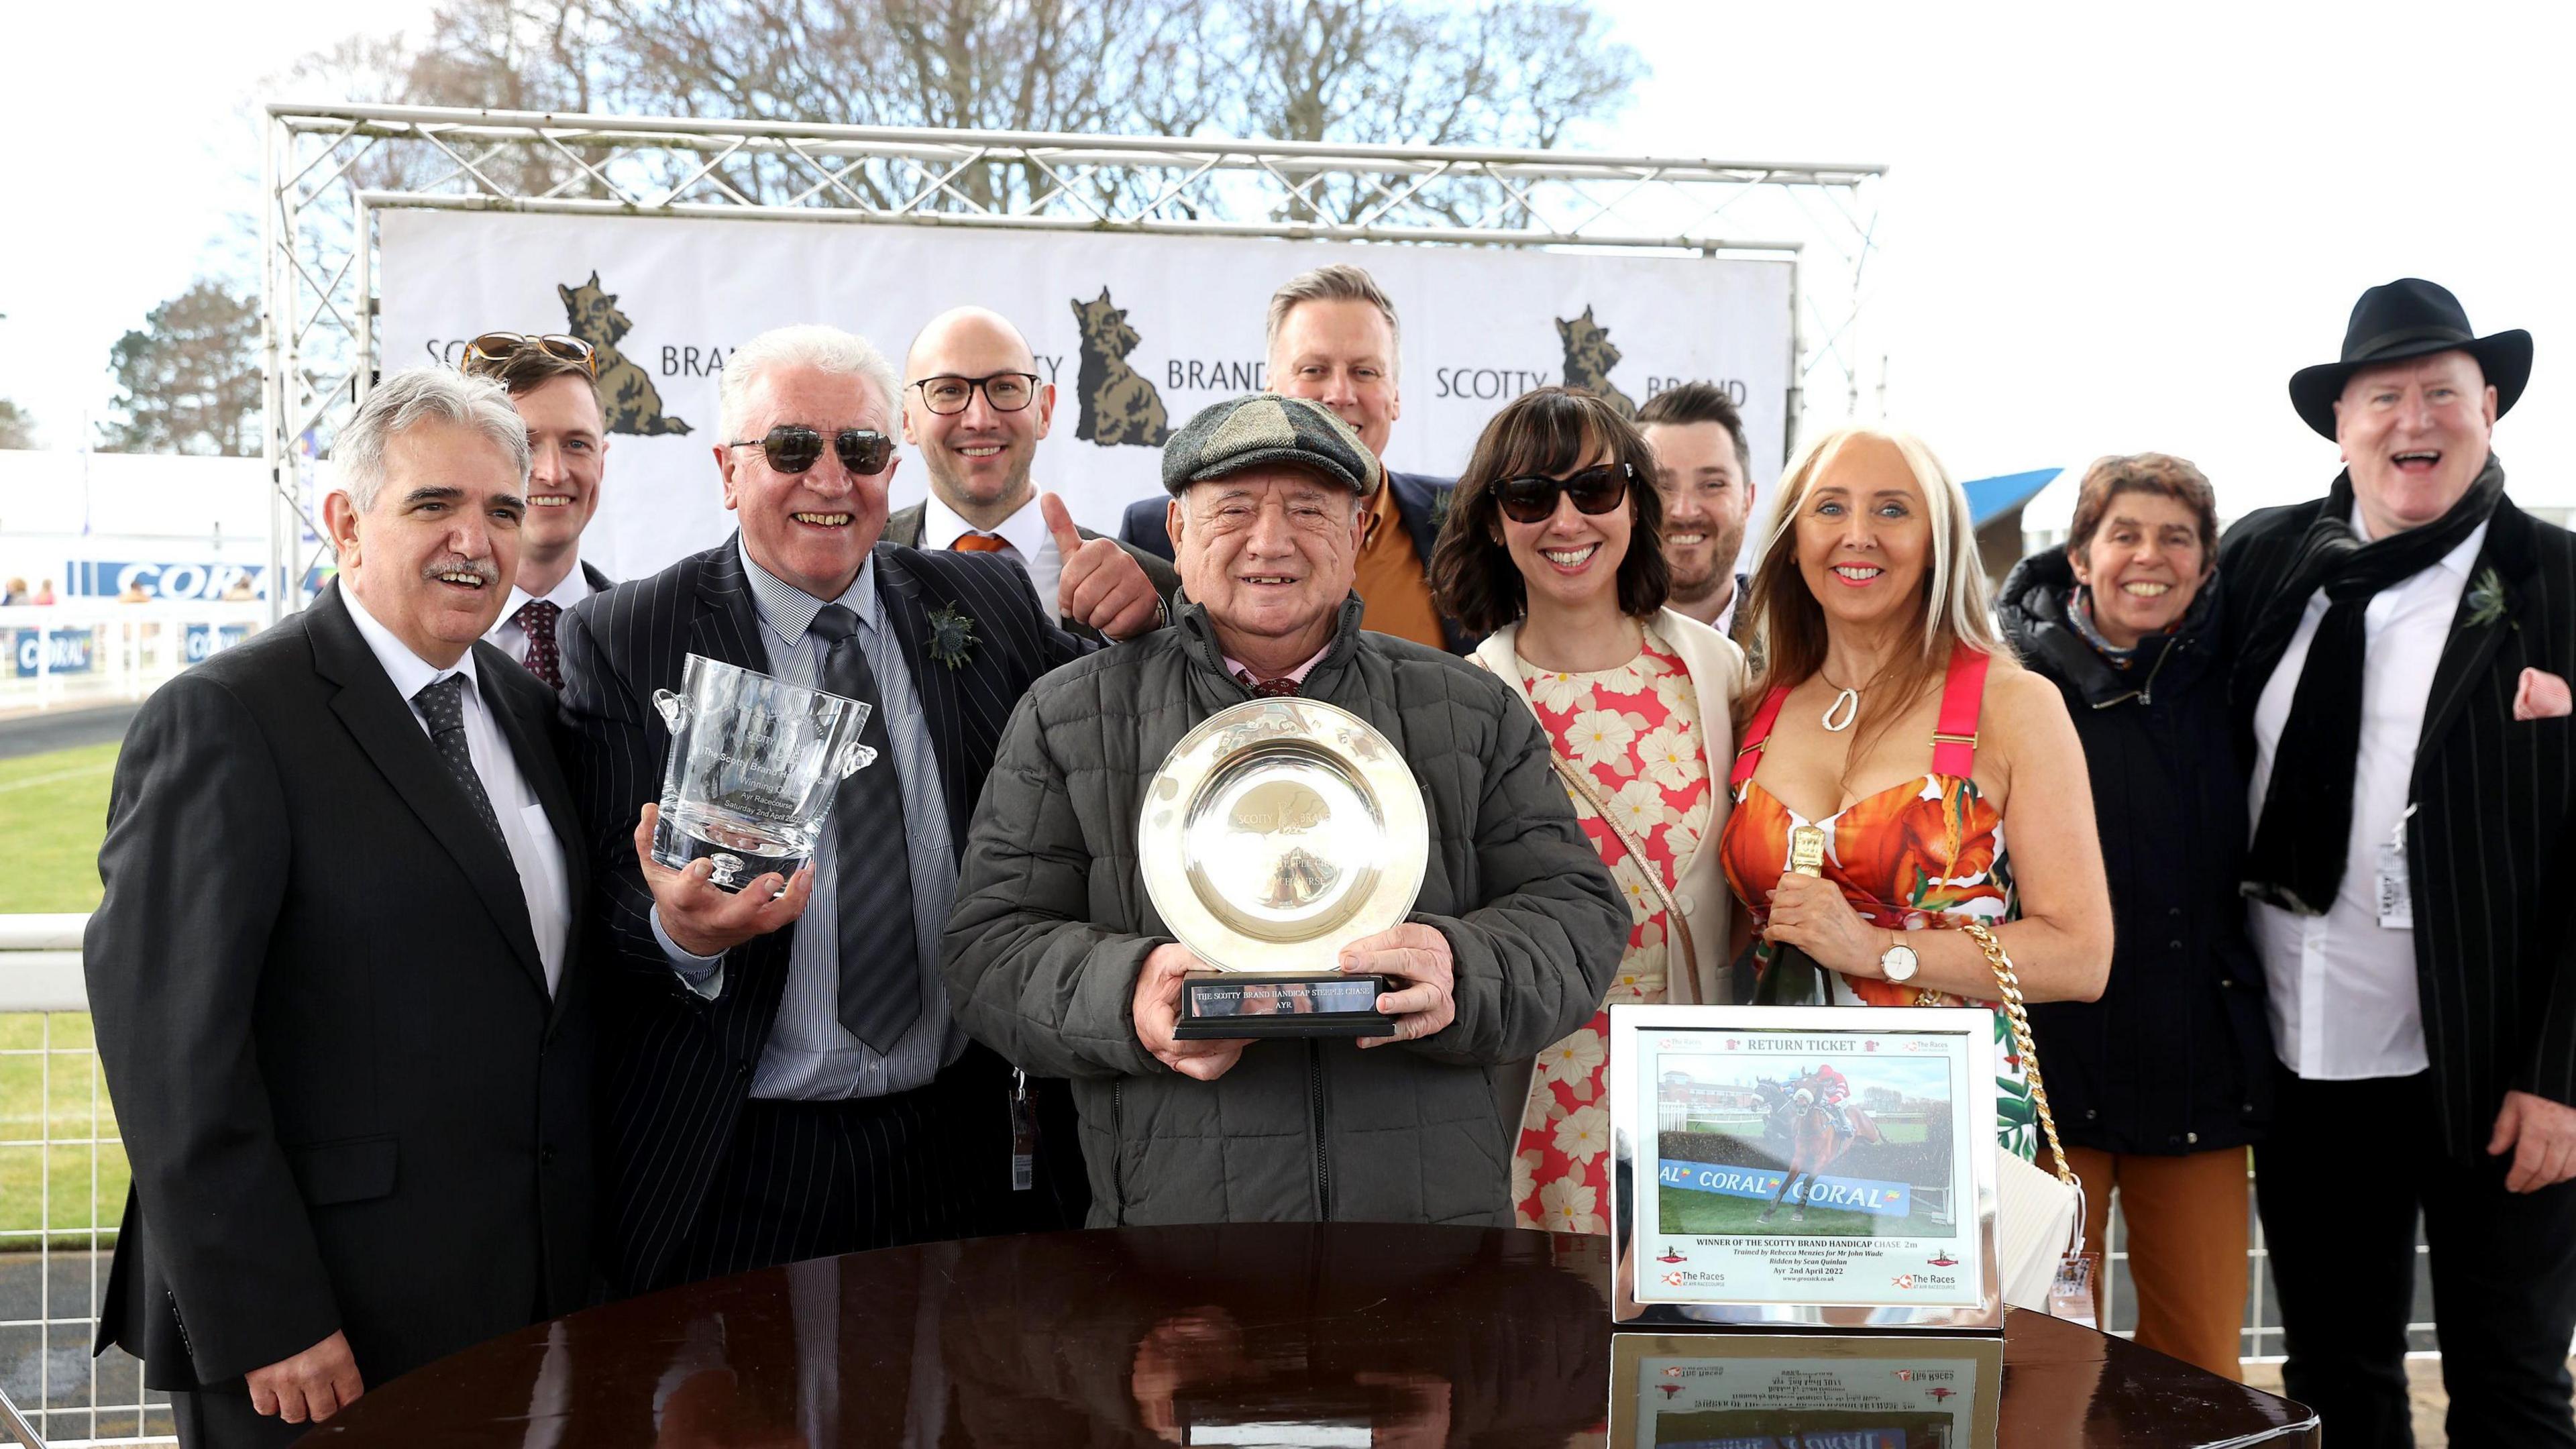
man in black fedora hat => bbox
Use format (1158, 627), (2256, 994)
(2222, 278), (2576, 1447)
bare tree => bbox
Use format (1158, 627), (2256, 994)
(99, 281), (262, 458)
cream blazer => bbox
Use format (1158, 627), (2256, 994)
(1473, 608), (1746, 1006)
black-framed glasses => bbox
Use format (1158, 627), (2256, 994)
(1494, 462), (1632, 525)
(726, 425), (896, 476)
(910, 372), (1041, 415)
(461, 331), (596, 376)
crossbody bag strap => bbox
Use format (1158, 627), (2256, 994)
(1550, 753), (1699, 1002)
(1958, 918), (2086, 1261)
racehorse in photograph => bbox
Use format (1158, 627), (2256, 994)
(1758, 1073), (1882, 1224)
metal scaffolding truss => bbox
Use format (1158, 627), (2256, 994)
(260, 100), (1884, 618)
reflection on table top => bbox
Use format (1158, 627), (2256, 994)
(301, 1224), (2317, 1448)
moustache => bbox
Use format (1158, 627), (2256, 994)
(421, 556), (500, 588)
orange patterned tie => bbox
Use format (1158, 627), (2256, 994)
(951, 531), (1011, 553)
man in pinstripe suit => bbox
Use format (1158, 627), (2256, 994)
(557, 324), (1154, 1295)
(2226, 279), (2576, 1448)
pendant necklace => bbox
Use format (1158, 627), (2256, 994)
(1819, 668), (1861, 733)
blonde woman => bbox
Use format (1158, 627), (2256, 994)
(1718, 426), (2112, 1157)
(1431, 386), (1746, 1233)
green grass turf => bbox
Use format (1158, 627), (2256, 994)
(0, 743), (127, 1245)
(0, 741), (115, 914)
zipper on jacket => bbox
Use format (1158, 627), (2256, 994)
(1308, 1040), (1333, 1221)
(2090, 633), (2184, 711)
(1110, 1079), (1127, 1226)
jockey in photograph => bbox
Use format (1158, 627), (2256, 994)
(1806, 1063), (1854, 1136)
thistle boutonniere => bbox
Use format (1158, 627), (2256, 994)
(1427, 483), (1455, 535)
(924, 604), (979, 669)
(2465, 567), (2514, 631)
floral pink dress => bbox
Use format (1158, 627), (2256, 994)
(1509, 625), (1713, 1234)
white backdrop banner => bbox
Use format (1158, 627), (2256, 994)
(378, 211), (1792, 580)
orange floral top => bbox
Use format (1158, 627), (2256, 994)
(1716, 648), (2039, 1158)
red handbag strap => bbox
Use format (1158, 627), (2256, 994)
(1931, 647), (1990, 778)
(1730, 685), (1792, 788)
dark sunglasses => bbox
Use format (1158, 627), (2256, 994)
(1494, 462), (1632, 525)
(727, 425), (896, 476)
(461, 331), (596, 376)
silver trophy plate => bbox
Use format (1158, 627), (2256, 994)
(1138, 698), (1428, 975)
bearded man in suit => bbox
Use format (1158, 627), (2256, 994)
(883, 305), (1179, 637)
(2225, 278), (2576, 1448)
(559, 323), (1157, 1294)
(87, 369), (591, 1448)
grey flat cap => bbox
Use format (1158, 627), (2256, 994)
(1160, 392), (1378, 496)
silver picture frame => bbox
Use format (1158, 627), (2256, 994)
(1609, 1003), (2003, 1331)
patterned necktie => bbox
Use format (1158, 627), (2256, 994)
(807, 604), (922, 1054)
(1236, 669), (1301, 698)
(950, 531), (1011, 553)
(413, 674), (505, 843)
(515, 598), (563, 689)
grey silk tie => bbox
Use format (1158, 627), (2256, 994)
(413, 674), (505, 843)
(807, 604), (922, 1053)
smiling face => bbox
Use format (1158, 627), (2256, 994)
(1791, 435), (1933, 634)
(1171, 465), (1365, 671)
(2070, 490), (2208, 649)
(1269, 299), (1401, 458)
(1499, 443), (1631, 616)
(902, 307), (1053, 525)
(2337, 350), (2497, 539)
(512, 374), (607, 565)
(326, 418), (526, 667)
(718, 364), (898, 600)
(1642, 419), (1750, 606)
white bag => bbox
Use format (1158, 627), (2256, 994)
(1960, 922), (2089, 1316)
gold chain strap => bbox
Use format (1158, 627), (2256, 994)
(1958, 920), (2074, 1189)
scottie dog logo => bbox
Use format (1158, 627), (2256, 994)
(557, 272), (692, 437)
(1071, 288), (1170, 447)
(1556, 305), (1636, 419)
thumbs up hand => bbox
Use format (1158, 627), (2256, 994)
(1044, 492), (1162, 641)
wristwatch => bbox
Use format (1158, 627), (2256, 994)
(1879, 936), (1920, 983)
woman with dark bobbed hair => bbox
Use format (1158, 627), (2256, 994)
(1431, 386), (1746, 1234)
(1998, 452), (2271, 1379)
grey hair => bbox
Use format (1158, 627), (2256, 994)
(1265, 263), (1402, 378)
(335, 368), (532, 512)
(718, 325), (902, 442)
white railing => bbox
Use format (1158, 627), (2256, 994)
(0, 604), (272, 714)
(0, 916), (163, 1446)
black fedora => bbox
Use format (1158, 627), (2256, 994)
(2290, 278), (2532, 439)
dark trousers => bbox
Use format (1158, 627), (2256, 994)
(2255, 1067), (2576, 1448)
(169, 1388), (311, 1449)
(670, 1045), (1082, 1286)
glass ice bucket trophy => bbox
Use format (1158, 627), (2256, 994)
(651, 653), (874, 892)
(1140, 698), (1428, 1039)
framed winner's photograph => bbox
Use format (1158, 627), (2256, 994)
(1609, 1005), (2002, 1330)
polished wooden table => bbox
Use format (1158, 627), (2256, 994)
(303, 1224), (2318, 1447)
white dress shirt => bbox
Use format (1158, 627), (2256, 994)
(486, 564), (597, 669)
(345, 588), (572, 994)
(2247, 510), (2489, 1081)
(920, 491), (1059, 612)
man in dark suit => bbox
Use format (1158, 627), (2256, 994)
(884, 305), (1179, 635)
(1118, 263), (1470, 654)
(559, 323), (1140, 1296)
(2224, 279), (2576, 1448)
(85, 369), (591, 1448)
(462, 333), (620, 687)
(1638, 382), (1757, 644)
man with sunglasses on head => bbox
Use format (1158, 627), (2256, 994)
(556, 324), (1129, 1297)
(885, 306), (1178, 637)
(461, 332), (614, 688)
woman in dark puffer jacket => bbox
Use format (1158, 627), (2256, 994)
(1997, 453), (2275, 1381)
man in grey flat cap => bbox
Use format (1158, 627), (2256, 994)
(941, 392), (1625, 1226)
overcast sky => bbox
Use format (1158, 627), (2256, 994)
(3, 0), (2567, 529)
